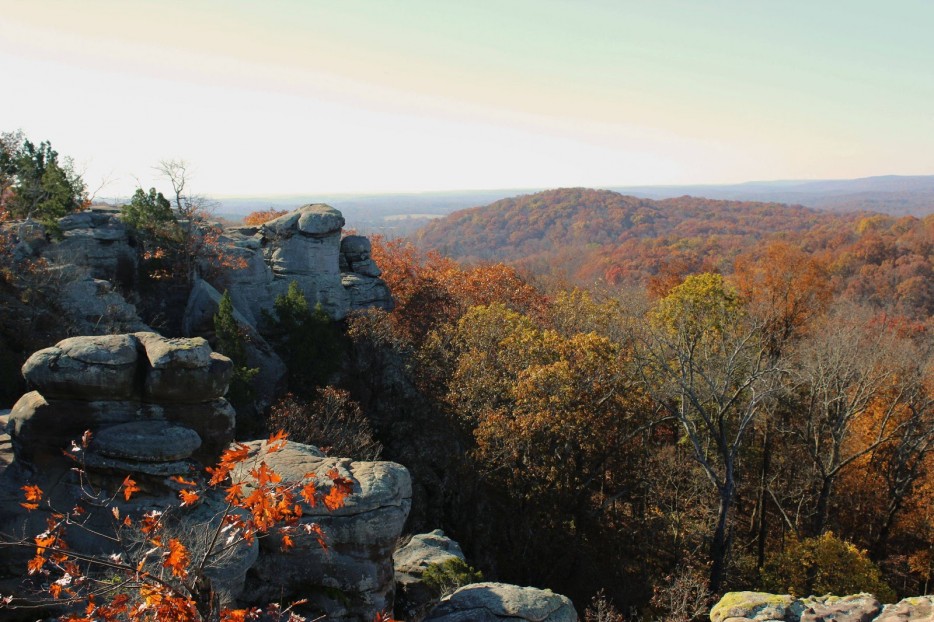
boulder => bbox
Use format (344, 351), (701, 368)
(710, 592), (795, 622)
(136, 333), (233, 403)
(22, 334), (140, 400)
(711, 593), (888, 622)
(218, 205), (391, 322)
(342, 273), (393, 312)
(236, 440), (412, 622)
(396, 530), (466, 576)
(424, 582), (577, 622)
(49, 209), (137, 287)
(877, 596), (934, 621)
(395, 530), (468, 622)
(797, 594), (882, 622)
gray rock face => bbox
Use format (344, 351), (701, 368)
(711, 593), (894, 622)
(425, 582), (577, 622)
(396, 530), (466, 575)
(135, 333), (233, 402)
(236, 440), (412, 622)
(48, 208), (138, 288)
(60, 274), (149, 334)
(216, 204), (392, 323)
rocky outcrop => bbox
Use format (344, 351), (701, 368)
(2, 336), (414, 622)
(235, 440), (412, 622)
(424, 582), (578, 622)
(48, 208), (138, 288)
(395, 530), (468, 621)
(217, 204), (392, 324)
(710, 592), (934, 622)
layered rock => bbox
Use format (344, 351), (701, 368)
(235, 440), (412, 622)
(47, 207), (138, 288)
(710, 592), (934, 622)
(424, 582), (577, 622)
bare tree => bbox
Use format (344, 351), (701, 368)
(787, 303), (934, 538)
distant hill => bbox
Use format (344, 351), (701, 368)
(614, 175), (934, 216)
(198, 175), (933, 236)
(414, 188), (864, 282)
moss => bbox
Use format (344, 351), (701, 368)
(711, 592), (793, 622)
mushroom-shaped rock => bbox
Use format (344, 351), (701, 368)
(262, 204), (345, 238)
(710, 592), (795, 622)
(22, 334), (139, 400)
(135, 333), (233, 402)
(235, 440), (411, 622)
(425, 583), (577, 622)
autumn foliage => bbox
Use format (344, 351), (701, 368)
(242, 209), (289, 226)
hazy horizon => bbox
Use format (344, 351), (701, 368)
(3, 1), (932, 197)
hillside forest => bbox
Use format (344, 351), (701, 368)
(1, 136), (934, 620)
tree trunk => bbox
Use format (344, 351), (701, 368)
(710, 482), (733, 594)
(755, 423), (772, 573)
(812, 475), (834, 537)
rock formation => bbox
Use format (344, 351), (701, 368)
(424, 582), (578, 622)
(711, 592), (934, 622)
(235, 440), (412, 621)
(394, 530), (468, 621)
(218, 204), (392, 325)
(0, 334), (414, 622)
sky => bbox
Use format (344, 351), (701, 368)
(1, 0), (932, 198)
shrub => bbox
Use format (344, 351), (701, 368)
(762, 532), (895, 600)
(267, 389), (382, 461)
(263, 281), (345, 389)
(421, 558), (483, 598)
(213, 290), (259, 410)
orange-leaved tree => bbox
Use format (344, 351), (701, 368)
(242, 209), (289, 226)
(0, 430), (379, 622)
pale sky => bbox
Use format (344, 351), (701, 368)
(1, 0), (932, 198)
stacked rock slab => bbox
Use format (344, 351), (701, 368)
(234, 440), (412, 622)
(9, 332), (235, 480)
(710, 592), (934, 622)
(424, 582), (578, 622)
(217, 204), (392, 324)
